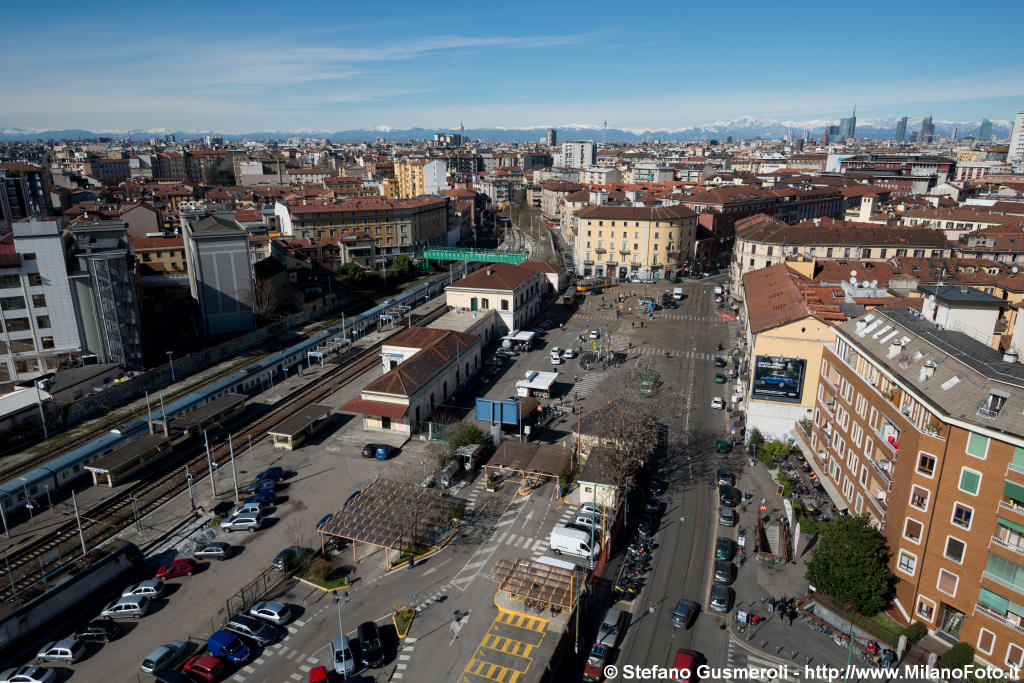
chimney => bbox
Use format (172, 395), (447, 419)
(918, 360), (936, 381)
(855, 320), (868, 334)
(486, 267), (493, 276)
(1004, 348), (1019, 364)
(888, 340), (903, 359)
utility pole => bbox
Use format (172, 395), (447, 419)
(228, 434), (240, 502)
(204, 430), (217, 497)
(34, 381), (48, 440)
(71, 489), (87, 556)
(185, 466), (195, 510)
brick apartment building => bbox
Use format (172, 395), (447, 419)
(808, 307), (1024, 671)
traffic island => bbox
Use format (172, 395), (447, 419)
(393, 606), (415, 638)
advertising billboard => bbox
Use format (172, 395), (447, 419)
(752, 356), (806, 403)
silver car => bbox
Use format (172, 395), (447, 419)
(122, 579), (165, 599)
(35, 639), (85, 664)
(194, 542), (231, 561)
(0, 667), (57, 683)
(249, 600), (292, 626)
(709, 585), (732, 613)
(141, 641), (189, 675)
(224, 614), (278, 647)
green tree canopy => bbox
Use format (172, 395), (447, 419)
(805, 514), (893, 616)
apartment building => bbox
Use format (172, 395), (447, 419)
(0, 163), (49, 228)
(809, 307), (1024, 671)
(444, 263), (545, 334)
(573, 204), (698, 280)
(0, 219), (82, 392)
(181, 212), (255, 336)
(274, 196), (450, 264)
(556, 142), (597, 170)
(394, 159), (448, 198)
(731, 215), (951, 299)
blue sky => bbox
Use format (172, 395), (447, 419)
(2, 0), (1022, 132)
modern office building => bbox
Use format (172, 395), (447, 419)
(920, 115), (936, 143)
(547, 128), (557, 147)
(839, 107), (857, 139)
(1009, 111), (1024, 168)
(0, 163), (48, 229)
(0, 219), (82, 392)
(980, 119), (993, 141)
(67, 220), (144, 370)
(895, 117), (908, 141)
(809, 307), (1024, 672)
(181, 212), (255, 337)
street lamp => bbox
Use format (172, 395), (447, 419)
(334, 593), (347, 679)
(19, 478), (33, 521)
(185, 466), (195, 511)
(33, 380), (48, 440)
(166, 351), (175, 382)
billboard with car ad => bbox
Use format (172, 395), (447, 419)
(752, 356), (806, 403)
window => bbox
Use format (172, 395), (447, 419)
(859, 465), (868, 486)
(966, 432), (989, 458)
(480, 298), (489, 310)
(27, 273), (42, 286)
(1009, 643), (1024, 669)
(918, 452), (936, 477)
(500, 299), (508, 311)
(5, 317), (30, 332)
(31, 294), (45, 308)
(897, 550), (917, 575)
(952, 503), (973, 530)
(36, 315), (50, 329)
(916, 597), (934, 621)
(976, 628), (995, 656)
(9, 339), (34, 353)
(958, 467), (981, 495)
(904, 518), (923, 542)
(0, 296), (25, 311)
(0, 275), (19, 289)
(937, 568), (958, 596)
(944, 537), (966, 563)
(910, 485), (929, 511)
(855, 493), (863, 514)
(22, 252), (36, 261)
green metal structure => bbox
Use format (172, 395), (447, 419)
(421, 246), (528, 269)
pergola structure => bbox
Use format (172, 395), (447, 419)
(484, 441), (571, 495)
(317, 477), (464, 569)
(490, 557), (587, 612)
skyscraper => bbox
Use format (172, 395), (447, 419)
(894, 116), (908, 141)
(838, 105), (857, 139)
(919, 115), (935, 143)
(1009, 111), (1024, 167)
(979, 118), (993, 141)
(547, 128), (557, 147)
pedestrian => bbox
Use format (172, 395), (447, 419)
(788, 608), (796, 626)
(631, 320), (635, 329)
(768, 599), (775, 613)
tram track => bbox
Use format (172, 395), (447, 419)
(0, 305), (448, 604)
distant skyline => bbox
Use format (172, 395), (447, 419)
(2, 0), (1023, 132)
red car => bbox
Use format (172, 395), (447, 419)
(583, 643), (609, 682)
(307, 665), (330, 683)
(156, 558), (197, 579)
(537, 321), (553, 330)
(184, 653), (224, 681)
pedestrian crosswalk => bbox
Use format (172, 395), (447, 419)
(725, 640), (799, 681)
(633, 347), (715, 360)
(570, 371), (606, 400)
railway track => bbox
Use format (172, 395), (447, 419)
(0, 305), (447, 604)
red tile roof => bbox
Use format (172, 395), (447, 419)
(361, 330), (478, 396)
(449, 262), (541, 291)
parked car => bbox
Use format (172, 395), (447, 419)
(224, 614), (279, 647)
(156, 558), (197, 579)
(582, 643), (609, 682)
(74, 620), (120, 643)
(588, 330), (600, 339)
(647, 475), (666, 495)
(361, 444), (378, 458)
(358, 620), (385, 668)
(714, 357), (727, 367)
(182, 654), (223, 682)
(718, 484), (737, 507)
(596, 607), (627, 647)
(714, 560), (734, 585)
(0, 667), (57, 683)
(307, 666), (330, 683)
(709, 585), (732, 613)
(643, 497), (663, 517)
(246, 491), (275, 507)
(537, 321), (552, 330)
(36, 639), (86, 664)
(207, 630), (250, 665)
(375, 444), (395, 460)
(718, 508), (737, 527)
(255, 467), (285, 483)
(715, 439), (731, 453)
(156, 671), (193, 683)
(671, 599), (698, 629)
(715, 538), (735, 561)
(247, 479), (277, 496)
(714, 373), (727, 384)
(249, 600), (292, 626)
(670, 649), (698, 682)
(561, 348), (576, 359)
(272, 546), (315, 572)
(328, 635), (356, 676)
(710, 397), (725, 409)
(122, 579), (165, 599)
(100, 595), (150, 619)
(194, 542), (231, 561)
(716, 470), (734, 486)
(638, 514), (657, 537)
(221, 512), (263, 533)
(141, 641), (190, 675)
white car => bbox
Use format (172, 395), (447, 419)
(0, 667), (57, 683)
(561, 348), (576, 359)
(710, 397), (726, 409)
(35, 640), (85, 663)
(588, 330), (600, 339)
(249, 600), (292, 625)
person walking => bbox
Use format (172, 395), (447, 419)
(631, 320), (635, 329)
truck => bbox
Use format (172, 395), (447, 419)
(549, 525), (600, 560)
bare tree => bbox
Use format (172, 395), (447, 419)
(249, 278), (278, 320)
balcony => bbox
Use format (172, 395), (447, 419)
(999, 499), (1024, 519)
(973, 603), (1024, 636)
(594, 247), (607, 254)
(605, 260), (617, 266)
(1010, 462), (1024, 476)
(867, 493), (888, 517)
(990, 535), (1024, 559)
(871, 460), (893, 489)
(618, 247), (631, 255)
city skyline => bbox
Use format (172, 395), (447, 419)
(2, 0), (1023, 132)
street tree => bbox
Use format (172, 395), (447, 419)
(249, 278), (278, 320)
(805, 514), (893, 616)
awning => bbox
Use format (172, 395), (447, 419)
(999, 517), (1024, 535)
(1005, 480), (1024, 503)
(341, 398), (408, 419)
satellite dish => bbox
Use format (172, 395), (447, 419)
(850, 277), (857, 285)
(850, 270), (857, 278)
(1014, 266), (1019, 274)
(871, 280), (878, 288)
(927, 294), (935, 302)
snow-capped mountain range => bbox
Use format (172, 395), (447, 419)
(0, 116), (1011, 142)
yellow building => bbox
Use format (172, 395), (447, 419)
(573, 204), (698, 280)
(741, 264), (837, 443)
(393, 159), (448, 199)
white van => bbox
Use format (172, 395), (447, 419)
(549, 525), (600, 559)
(672, 287), (683, 301)
(714, 285), (724, 296)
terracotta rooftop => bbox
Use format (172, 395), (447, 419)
(448, 262), (541, 292)
(742, 264), (811, 333)
(360, 329), (478, 396)
(575, 204), (697, 221)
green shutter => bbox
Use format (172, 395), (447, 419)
(979, 587), (1009, 613)
(1014, 447), (1024, 471)
(1005, 480), (1024, 502)
(985, 552), (1024, 592)
(967, 432), (989, 459)
(1000, 517), (1024, 535)
(960, 469), (980, 494)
